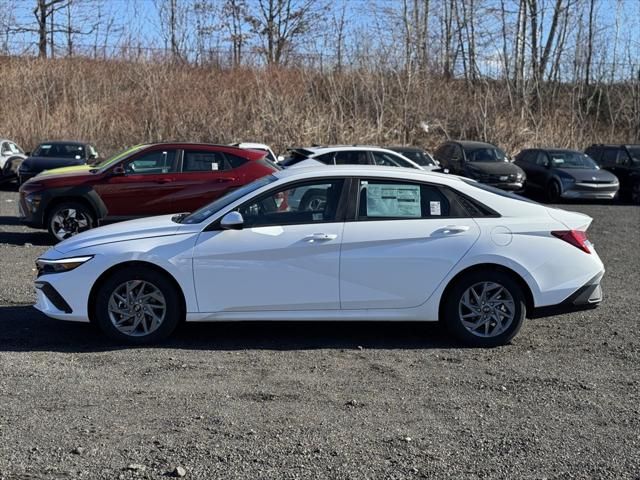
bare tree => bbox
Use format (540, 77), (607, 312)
(246, 0), (325, 65)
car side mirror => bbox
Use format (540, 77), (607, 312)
(89, 153), (98, 160)
(277, 155), (285, 162)
(111, 165), (126, 176)
(220, 211), (244, 230)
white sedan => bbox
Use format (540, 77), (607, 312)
(34, 166), (605, 346)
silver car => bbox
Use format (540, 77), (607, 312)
(0, 139), (27, 181)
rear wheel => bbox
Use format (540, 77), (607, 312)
(442, 270), (526, 347)
(47, 201), (95, 242)
(94, 266), (181, 344)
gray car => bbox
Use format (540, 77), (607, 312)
(514, 148), (619, 202)
(0, 139), (27, 181)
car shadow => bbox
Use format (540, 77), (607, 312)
(0, 305), (457, 353)
(0, 229), (52, 246)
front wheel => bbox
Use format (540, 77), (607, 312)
(630, 182), (640, 205)
(47, 201), (95, 242)
(442, 271), (526, 347)
(546, 180), (562, 203)
(93, 266), (181, 344)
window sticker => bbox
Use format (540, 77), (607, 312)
(211, 162), (219, 170)
(312, 213), (323, 221)
(552, 157), (565, 164)
(366, 183), (421, 217)
(429, 201), (441, 216)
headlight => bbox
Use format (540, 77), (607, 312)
(516, 173), (524, 180)
(560, 176), (575, 184)
(25, 193), (42, 212)
(35, 256), (93, 276)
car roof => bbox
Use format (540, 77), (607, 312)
(273, 164), (462, 184)
(449, 140), (500, 149)
(37, 140), (89, 146)
(387, 146), (426, 152)
(588, 144), (640, 148)
(296, 145), (403, 155)
(230, 142), (272, 150)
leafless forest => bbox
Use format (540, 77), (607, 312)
(0, 0), (638, 155)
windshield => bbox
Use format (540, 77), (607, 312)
(467, 147), (507, 163)
(33, 143), (85, 158)
(549, 151), (598, 169)
(179, 175), (278, 224)
(398, 150), (436, 166)
(93, 144), (148, 170)
(627, 146), (640, 165)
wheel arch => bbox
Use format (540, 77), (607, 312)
(438, 263), (535, 319)
(87, 260), (187, 324)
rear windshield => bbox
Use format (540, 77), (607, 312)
(461, 178), (537, 204)
(396, 150), (436, 166)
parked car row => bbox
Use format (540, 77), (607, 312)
(5, 136), (639, 243)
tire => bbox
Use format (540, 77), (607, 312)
(630, 182), (640, 205)
(299, 189), (326, 211)
(46, 201), (95, 242)
(546, 180), (562, 203)
(442, 270), (526, 347)
(93, 266), (182, 344)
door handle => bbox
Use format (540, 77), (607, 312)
(306, 233), (337, 241)
(435, 225), (470, 235)
(216, 178), (235, 183)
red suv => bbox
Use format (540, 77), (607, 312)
(19, 143), (279, 241)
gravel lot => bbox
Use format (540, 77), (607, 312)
(0, 180), (638, 479)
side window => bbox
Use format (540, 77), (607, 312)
(519, 151), (536, 164)
(183, 150), (228, 172)
(224, 152), (248, 169)
(371, 151), (400, 167)
(357, 180), (455, 220)
(617, 149), (631, 166)
(238, 179), (344, 228)
(601, 149), (619, 167)
(314, 153), (335, 165)
(334, 150), (369, 165)
(585, 147), (601, 163)
(450, 145), (463, 162)
(125, 150), (177, 174)
(1, 142), (8, 155)
(535, 152), (549, 167)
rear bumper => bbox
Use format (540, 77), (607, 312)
(530, 272), (603, 318)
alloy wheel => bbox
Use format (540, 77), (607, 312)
(107, 280), (167, 337)
(458, 281), (516, 338)
(51, 208), (91, 241)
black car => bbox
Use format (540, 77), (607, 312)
(584, 144), (640, 204)
(514, 148), (619, 202)
(18, 141), (99, 184)
(433, 140), (525, 191)
(387, 146), (438, 168)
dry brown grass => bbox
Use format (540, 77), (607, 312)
(0, 56), (637, 157)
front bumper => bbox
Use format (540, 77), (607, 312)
(530, 272), (603, 318)
(484, 181), (525, 192)
(561, 183), (619, 200)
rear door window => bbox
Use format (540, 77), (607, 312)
(356, 179), (466, 220)
(334, 151), (370, 165)
(183, 151), (229, 172)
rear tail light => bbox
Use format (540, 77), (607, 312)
(551, 230), (591, 254)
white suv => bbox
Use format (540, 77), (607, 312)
(281, 145), (436, 170)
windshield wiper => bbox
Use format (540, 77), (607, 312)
(171, 212), (190, 223)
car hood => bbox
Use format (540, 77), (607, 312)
(555, 167), (618, 183)
(54, 214), (185, 253)
(466, 162), (524, 175)
(21, 156), (86, 172)
(39, 164), (94, 177)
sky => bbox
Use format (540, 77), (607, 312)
(3, 0), (639, 77)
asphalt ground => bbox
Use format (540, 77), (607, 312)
(0, 180), (638, 479)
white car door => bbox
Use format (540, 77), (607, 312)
(340, 178), (481, 309)
(193, 179), (346, 312)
